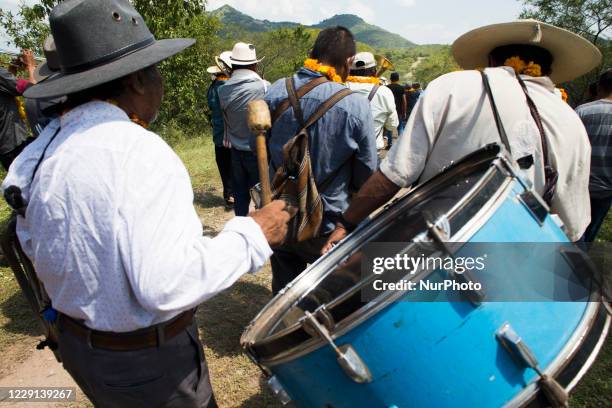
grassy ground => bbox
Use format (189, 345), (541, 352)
(0, 135), (609, 407)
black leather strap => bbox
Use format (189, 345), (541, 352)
(480, 71), (512, 155)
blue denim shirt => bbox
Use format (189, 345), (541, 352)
(206, 79), (226, 146)
(263, 68), (377, 234)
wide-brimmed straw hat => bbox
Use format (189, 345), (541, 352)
(451, 19), (602, 84)
(24, 0), (195, 99)
(229, 42), (264, 66)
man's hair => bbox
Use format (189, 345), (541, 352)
(233, 63), (257, 72)
(412, 82), (421, 89)
(489, 44), (553, 76)
(64, 65), (158, 109)
(598, 68), (612, 95)
(350, 67), (377, 77)
(390, 72), (400, 82)
(310, 26), (356, 69)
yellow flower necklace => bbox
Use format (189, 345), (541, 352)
(304, 58), (343, 83)
(504, 56), (542, 77)
(346, 75), (381, 85)
(503, 56), (567, 103)
(14, 97), (27, 122)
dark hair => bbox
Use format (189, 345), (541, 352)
(598, 68), (612, 95)
(390, 72), (400, 82)
(412, 82), (421, 89)
(233, 63), (257, 72)
(489, 44), (553, 76)
(350, 67), (377, 77)
(64, 65), (158, 109)
(310, 26), (356, 69)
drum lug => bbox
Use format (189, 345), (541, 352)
(518, 190), (549, 225)
(303, 311), (372, 384)
(424, 216), (485, 305)
(267, 375), (292, 405)
(496, 322), (569, 408)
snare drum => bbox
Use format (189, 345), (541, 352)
(242, 145), (609, 408)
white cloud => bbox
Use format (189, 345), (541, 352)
(400, 23), (457, 44)
(395, 0), (417, 7)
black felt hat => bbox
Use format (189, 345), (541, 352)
(24, 0), (195, 99)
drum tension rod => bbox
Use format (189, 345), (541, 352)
(303, 311), (372, 384)
(425, 217), (486, 305)
(496, 323), (569, 408)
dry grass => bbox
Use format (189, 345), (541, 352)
(0, 134), (609, 407)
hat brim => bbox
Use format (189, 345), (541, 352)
(451, 20), (602, 84)
(207, 66), (222, 74)
(24, 38), (195, 99)
(33, 62), (57, 83)
(230, 56), (265, 66)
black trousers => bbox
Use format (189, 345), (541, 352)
(214, 145), (232, 200)
(57, 319), (217, 408)
(271, 236), (329, 295)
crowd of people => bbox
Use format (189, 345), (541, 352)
(0, 0), (609, 407)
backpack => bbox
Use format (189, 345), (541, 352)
(268, 77), (353, 243)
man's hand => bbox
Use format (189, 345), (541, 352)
(21, 50), (35, 69)
(321, 223), (348, 255)
(249, 200), (290, 247)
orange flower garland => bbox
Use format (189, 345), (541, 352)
(503, 56), (542, 77)
(14, 97), (27, 122)
(558, 88), (568, 102)
(304, 58), (343, 83)
(346, 75), (381, 85)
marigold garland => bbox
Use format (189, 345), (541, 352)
(346, 75), (381, 85)
(504, 56), (542, 77)
(14, 97), (26, 122)
(558, 88), (568, 103)
(303, 58), (343, 83)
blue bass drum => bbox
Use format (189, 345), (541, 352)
(242, 145), (610, 408)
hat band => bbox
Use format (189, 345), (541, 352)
(231, 57), (257, 62)
(61, 36), (156, 74)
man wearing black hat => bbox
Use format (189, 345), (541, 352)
(2, 1), (289, 407)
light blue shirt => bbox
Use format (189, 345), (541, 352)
(263, 68), (377, 234)
(218, 69), (270, 151)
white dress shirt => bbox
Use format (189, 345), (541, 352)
(381, 67), (591, 241)
(347, 80), (399, 149)
(2, 101), (272, 332)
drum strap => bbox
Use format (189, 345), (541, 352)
(480, 71), (558, 206)
(480, 71), (512, 155)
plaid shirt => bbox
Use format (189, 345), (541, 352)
(577, 99), (612, 197)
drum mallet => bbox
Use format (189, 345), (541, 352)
(247, 100), (273, 206)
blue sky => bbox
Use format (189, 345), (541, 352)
(1, 0), (525, 48)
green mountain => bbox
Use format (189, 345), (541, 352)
(313, 14), (415, 49)
(210, 5), (416, 49)
(210, 5), (298, 33)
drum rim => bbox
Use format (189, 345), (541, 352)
(503, 300), (610, 408)
(242, 145), (518, 360)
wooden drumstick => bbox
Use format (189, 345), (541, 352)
(247, 100), (273, 206)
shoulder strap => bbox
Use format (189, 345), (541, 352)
(300, 88), (353, 132)
(480, 70), (512, 156)
(286, 77), (304, 127)
(515, 73), (551, 169)
(271, 76), (328, 124)
(301, 88), (354, 193)
(367, 84), (380, 102)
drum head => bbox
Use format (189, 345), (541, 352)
(243, 144), (512, 361)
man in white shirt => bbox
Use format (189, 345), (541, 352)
(323, 19), (601, 251)
(346, 52), (398, 151)
(2, 1), (289, 407)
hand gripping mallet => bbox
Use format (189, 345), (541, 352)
(247, 99), (273, 206)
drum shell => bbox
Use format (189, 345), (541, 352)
(259, 178), (604, 408)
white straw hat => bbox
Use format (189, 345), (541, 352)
(229, 42), (264, 66)
(451, 19), (602, 84)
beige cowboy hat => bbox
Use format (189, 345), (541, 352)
(451, 19), (602, 84)
(229, 42), (264, 66)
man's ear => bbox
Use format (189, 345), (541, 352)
(124, 70), (147, 96)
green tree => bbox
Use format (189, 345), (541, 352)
(0, 0), (219, 136)
(520, 0), (612, 104)
(413, 46), (460, 86)
(255, 26), (312, 83)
